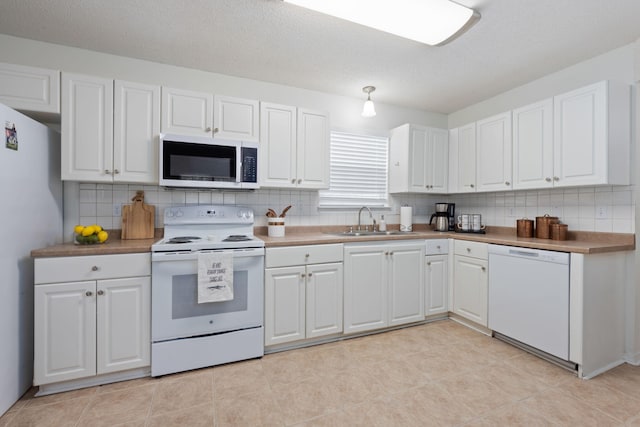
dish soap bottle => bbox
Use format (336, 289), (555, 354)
(378, 215), (387, 232)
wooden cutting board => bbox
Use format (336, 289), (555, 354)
(121, 191), (155, 239)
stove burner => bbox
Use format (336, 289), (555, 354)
(223, 235), (252, 242)
(166, 236), (202, 244)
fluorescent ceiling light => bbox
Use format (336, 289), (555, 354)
(283, 0), (480, 46)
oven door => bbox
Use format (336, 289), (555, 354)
(151, 248), (264, 342)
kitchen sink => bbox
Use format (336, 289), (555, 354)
(326, 230), (416, 237)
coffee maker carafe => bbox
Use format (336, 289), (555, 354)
(430, 203), (453, 232)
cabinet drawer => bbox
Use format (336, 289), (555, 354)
(426, 239), (449, 255)
(454, 240), (487, 259)
(266, 244), (343, 268)
(35, 253), (151, 284)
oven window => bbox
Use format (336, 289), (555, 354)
(163, 140), (236, 182)
(171, 271), (248, 319)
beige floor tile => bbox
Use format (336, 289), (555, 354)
(395, 383), (476, 426)
(150, 371), (213, 416)
(599, 363), (640, 398)
(521, 388), (620, 426)
(627, 414), (640, 426)
(77, 383), (155, 427)
(557, 377), (640, 423)
(215, 390), (284, 427)
(353, 357), (431, 395)
(464, 401), (554, 427)
(475, 362), (551, 401)
(505, 352), (575, 387)
(213, 358), (270, 399)
(10, 397), (91, 427)
(0, 412), (16, 427)
(437, 371), (514, 415)
(9, 388), (37, 413)
(466, 334), (527, 360)
(25, 386), (99, 408)
(318, 369), (385, 406)
(271, 377), (342, 425)
(148, 402), (214, 427)
(96, 376), (157, 393)
(402, 349), (463, 381)
(262, 350), (320, 386)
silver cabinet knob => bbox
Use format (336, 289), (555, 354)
(305, 254), (310, 258)
(297, 179), (302, 184)
(291, 179), (296, 184)
(97, 290), (105, 296)
(213, 127), (219, 133)
(91, 266), (99, 271)
(427, 261), (431, 266)
(301, 273), (306, 278)
(467, 248), (471, 252)
(85, 291), (93, 297)
(205, 127), (212, 132)
(113, 169), (120, 175)
(505, 181), (510, 186)
(389, 252), (394, 256)
(385, 251), (389, 256)
(308, 272), (312, 277)
(545, 177), (552, 182)
(481, 266), (486, 272)
(553, 176), (560, 181)
(470, 184), (475, 188)
(104, 170), (111, 175)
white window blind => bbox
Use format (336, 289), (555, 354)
(319, 131), (389, 207)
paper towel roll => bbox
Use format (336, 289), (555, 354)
(400, 206), (413, 232)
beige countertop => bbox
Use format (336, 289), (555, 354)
(256, 225), (635, 254)
(31, 225), (634, 257)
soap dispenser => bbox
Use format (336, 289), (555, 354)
(378, 215), (387, 232)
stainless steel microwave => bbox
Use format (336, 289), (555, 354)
(159, 134), (259, 190)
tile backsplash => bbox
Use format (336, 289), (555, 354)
(68, 183), (635, 239)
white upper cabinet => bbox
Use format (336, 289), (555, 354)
(114, 80), (160, 183)
(214, 95), (259, 141)
(0, 62), (60, 115)
(260, 103), (329, 189)
(476, 111), (512, 192)
(62, 73), (160, 183)
(61, 73), (114, 182)
(512, 99), (554, 189)
(455, 122), (477, 193)
(389, 124), (448, 194)
(161, 87), (214, 136)
(553, 81), (630, 187)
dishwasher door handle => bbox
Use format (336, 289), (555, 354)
(508, 249), (540, 258)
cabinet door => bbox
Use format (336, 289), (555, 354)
(259, 102), (297, 188)
(0, 62), (60, 114)
(512, 99), (554, 189)
(388, 244), (425, 326)
(264, 266), (305, 345)
(96, 277), (150, 375)
(214, 95), (259, 142)
(34, 281), (96, 385)
(476, 112), (512, 192)
(408, 126), (428, 192)
(425, 255), (448, 316)
(61, 73), (113, 182)
(428, 128), (449, 192)
(456, 123), (476, 192)
(161, 87), (213, 136)
(114, 80), (160, 183)
(453, 255), (488, 326)
(306, 263), (343, 338)
(297, 108), (329, 189)
(343, 246), (387, 334)
(553, 82), (607, 187)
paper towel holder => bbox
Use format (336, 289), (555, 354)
(400, 205), (413, 232)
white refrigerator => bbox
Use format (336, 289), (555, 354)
(0, 103), (63, 416)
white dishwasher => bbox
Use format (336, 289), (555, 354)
(488, 244), (570, 360)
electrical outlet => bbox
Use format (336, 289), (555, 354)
(113, 205), (122, 216)
(507, 207), (515, 217)
(596, 205), (608, 219)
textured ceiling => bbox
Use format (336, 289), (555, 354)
(1, 0), (640, 113)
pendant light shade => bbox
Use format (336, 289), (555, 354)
(361, 86), (376, 118)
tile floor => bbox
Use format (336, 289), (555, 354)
(2, 319), (640, 426)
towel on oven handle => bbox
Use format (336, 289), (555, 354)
(197, 250), (234, 303)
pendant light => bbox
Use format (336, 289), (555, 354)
(361, 86), (376, 118)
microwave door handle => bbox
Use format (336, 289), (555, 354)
(237, 149), (243, 183)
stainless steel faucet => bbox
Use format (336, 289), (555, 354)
(357, 206), (376, 231)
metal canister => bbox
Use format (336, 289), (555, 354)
(535, 215), (559, 239)
(516, 218), (534, 238)
(550, 223), (568, 241)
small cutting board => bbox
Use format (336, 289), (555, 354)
(121, 191), (155, 239)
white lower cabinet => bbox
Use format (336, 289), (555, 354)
(452, 240), (488, 326)
(264, 244), (343, 346)
(425, 239), (449, 317)
(344, 241), (424, 334)
(34, 254), (150, 386)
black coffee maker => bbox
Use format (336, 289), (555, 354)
(429, 203), (456, 231)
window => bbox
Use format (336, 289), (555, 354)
(319, 131), (389, 208)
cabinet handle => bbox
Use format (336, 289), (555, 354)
(97, 290), (104, 296)
(427, 261), (431, 266)
(553, 176), (560, 181)
(85, 291), (93, 297)
(213, 127), (219, 133)
(113, 169), (120, 175)
(308, 272), (313, 277)
(470, 184), (475, 188)
(481, 266), (486, 272)
(466, 248), (471, 253)
(505, 181), (510, 186)
(297, 179), (302, 184)
(545, 177), (552, 182)
(205, 127), (212, 132)
(305, 254), (310, 258)
(390, 252), (394, 256)
(291, 179), (296, 184)
(301, 273), (306, 278)
(91, 266), (99, 271)
(436, 245), (441, 249)
(104, 170), (111, 175)
(385, 251), (389, 256)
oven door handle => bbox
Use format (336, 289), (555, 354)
(152, 247), (264, 262)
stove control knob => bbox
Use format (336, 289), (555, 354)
(176, 210), (184, 217)
(166, 210), (174, 218)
